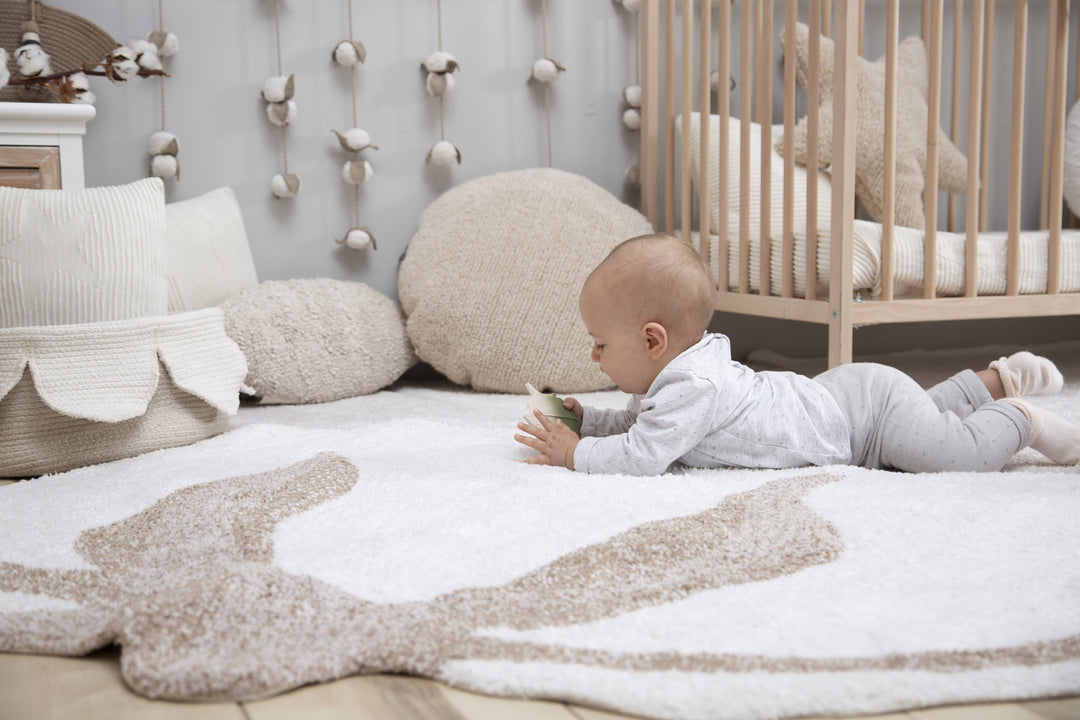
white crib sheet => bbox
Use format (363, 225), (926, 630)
(690, 222), (1080, 298)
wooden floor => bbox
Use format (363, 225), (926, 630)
(0, 647), (1076, 720)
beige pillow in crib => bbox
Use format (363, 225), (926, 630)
(398, 168), (654, 393)
(165, 187), (259, 312)
(0, 177), (167, 328)
(777, 22), (969, 229)
(222, 278), (416, 404)
(679, 113), (832, 248)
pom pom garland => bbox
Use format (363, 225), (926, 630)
(148, 29), (180, 58)
(266, 100), (298, 127)
(623, 85), (641, 108)
(336, 227), (377, 251)
(426, 140), (461, 166)
(530, 57), (565, 83)
(622, 108), (641, 131)
(332, 39), (367, 66)
(425, 71), (455, 97)
(261, 74), (295, 104)
(150, 153), (179, 179)
(422, 50), (459, 74)
(332, 128), (377, 152)
(271, 172), (301, 198)
(148, 131), (179, 156)
(341, 160), (374, 185)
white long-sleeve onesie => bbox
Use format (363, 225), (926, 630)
(573, 334), (852, 475)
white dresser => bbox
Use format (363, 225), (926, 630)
(0, 101), (96, 190)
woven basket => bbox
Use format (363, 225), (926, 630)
(0, 1), (117, 103)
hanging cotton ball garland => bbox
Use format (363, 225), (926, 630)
(335, 226), (376, 251)
(148, 28), (180, 58)
(145, 1), (180, 182)
(426, 139), (461, 166)
(265, 0), (298, 198)
(530, 0), (562, 167)
(530, 57), (565, 83)
(622, 86), (641, 130)
(332, 0), (376, 251)
(424, 1), (460, 167)
(625, 163), (641, 189)
(148, 131), (179, 179)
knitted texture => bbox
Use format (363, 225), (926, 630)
(165, 187), (259, 312)
(779, 23), (969, 229)
(0, 178), (167, 328)
(221, 278), (416, 404)
(397, 168), (654, 393)
(0, 308), (245, 477)
(990, 351), (1065, 398)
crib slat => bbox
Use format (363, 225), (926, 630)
(965, 0), (985, 298)
(881, 0), (899, 303)
(923, 0), (945, 300)
(1006, 0), (1027, 296)
(1041, 1), (1057, 229)
(782, 0), (797, 299)
(641, 0), (659, 229)
(1048, 0), (1070, 294)
(663, 0), (675, 236)
(758, 0), (773, 297)
(697, 0), (711, 262)
(979, 0), (995, 231)
(948, 0), (963, 233)
(738, 0), (752, 295)
(716, 0), (730, 294)
(679, 0), (693, 246)
(828, 0), (859, 367)
(806, 0), (822, 301)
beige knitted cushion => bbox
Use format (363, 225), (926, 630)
(397, 168), (654, 393)
(0, 177), (167, 328)
(166, 187), (259, 312)
(0, 308), (247, 477)
(221, 278), (416, 404)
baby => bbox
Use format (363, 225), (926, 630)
(515, 233), (1078, 475)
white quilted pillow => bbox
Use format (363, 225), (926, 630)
(0, 177), (167, 328)
(165, 187), (259, 312)
(398, 168), (655, 393)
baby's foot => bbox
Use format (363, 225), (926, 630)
(989, 351), (1064, 397)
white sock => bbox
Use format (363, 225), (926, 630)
(1002, 398), (1080, 465)
(989, 351), (1064, 397)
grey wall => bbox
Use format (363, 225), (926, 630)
(29, 1), (1080, 357)
(42, 0), (642, 301)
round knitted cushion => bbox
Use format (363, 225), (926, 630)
(222, 278), (416, 404)
(397, 168), (654, 393)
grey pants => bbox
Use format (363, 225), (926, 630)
(814, 363), (1030, 472)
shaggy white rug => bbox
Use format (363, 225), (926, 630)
(1, 342), (1079, 720)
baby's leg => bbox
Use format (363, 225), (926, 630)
(818, 363), (1028, 472)
(1001, 399), (1080, 465)
(926, 351), (1063, 417)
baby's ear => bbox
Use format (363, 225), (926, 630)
(642, 322), (668, 359)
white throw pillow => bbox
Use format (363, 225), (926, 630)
(0, 177), (167, 328)
(165, 187), (259, 312)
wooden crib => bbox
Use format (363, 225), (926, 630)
(637, 0), (1080, 367)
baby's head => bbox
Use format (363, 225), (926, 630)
(579, 233), (717, 393)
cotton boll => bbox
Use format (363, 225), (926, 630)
(67, 72), (95, 104)
(271, 173), (301, 198)
(422, 50), (458, 74)
(531, 58), (561, 83)
(105, 46), (139, 84)
(333, 127), (376, 152)
(344, 228), (373, 250)
(426, 140), (461, 166)
(150, 154), (178, 179)
(332, 39), (366, 66)
(148, 131), (179, 156)
(130, 39), (162, 70)
(622, 108), (641, 130)
(623, 85), (641, 108)
(0, 49), (9, 90)
(425, 71), (455, 97)
(14, 42), (51, 78)
(158, 32), (179, 57)
(341, 160), (373, 185)
(261, 74), (294, 103)
(266, 100), (297, 127)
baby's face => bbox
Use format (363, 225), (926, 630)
(578, 284), (658, 395)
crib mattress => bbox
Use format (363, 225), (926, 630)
(692, 222), (1080, 298)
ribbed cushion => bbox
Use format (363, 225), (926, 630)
(0, 365), (228, 478)
(166, 187), (259, 312)
(0, 178), (167, 328)
(398, 168), (654, 393)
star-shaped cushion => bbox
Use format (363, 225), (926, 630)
(777, 22), (969, 229)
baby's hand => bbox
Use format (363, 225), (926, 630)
(516, 409), (580, 470)
(563, 397), (584, 422)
